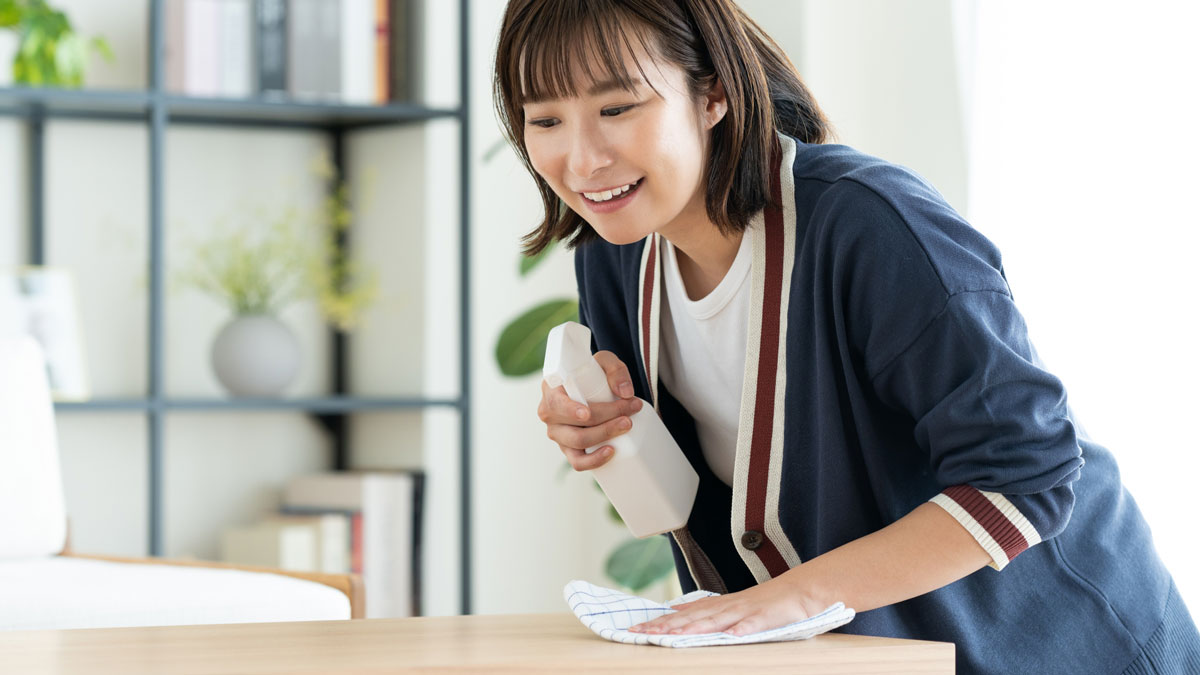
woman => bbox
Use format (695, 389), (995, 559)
(493, 1), (1200, 672)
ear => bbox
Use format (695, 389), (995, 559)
(702, 78), (728, 129)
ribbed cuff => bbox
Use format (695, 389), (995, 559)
(929, 485), (1042, 571)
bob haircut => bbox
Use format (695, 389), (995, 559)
(493, 0), (831, 256)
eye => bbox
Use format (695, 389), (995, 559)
(601, 105), (636, 117)
(526, 117), (559, 129)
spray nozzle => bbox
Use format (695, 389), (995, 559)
(542, 321), (614, 406)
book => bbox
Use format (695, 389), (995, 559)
(255, 0), (289, 97)
(184, 0), (222, 96)
(220, 520), (318, 571)
(218, 0), (254, 98)
(164, 0), (187, 92)
(387, 0), (414, 102)
(340, 0), (376, 104)
(286, 0), (321, 99)
(374, 0), (390, 104)
(282, 471), (423, 618)
(261, 512), (352, 574)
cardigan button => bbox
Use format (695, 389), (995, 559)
(741, 530), (764, 550)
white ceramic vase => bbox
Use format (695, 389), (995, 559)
(210, 314), (300, 397)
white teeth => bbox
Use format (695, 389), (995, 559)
(584, 180), (638, 202)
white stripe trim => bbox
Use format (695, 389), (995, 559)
(763, 134), (802, 571)
(929, 493), (1010, 570)
(980, 490), (1042, 549)
(648, 234), (662, 410)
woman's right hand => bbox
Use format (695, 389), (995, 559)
(538, 350), (644, 471)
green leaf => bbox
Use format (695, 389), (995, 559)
(605, 536), (675, 593)
(607, 501), (623, 526)
(494, 298), (578, 377)
(481, 137), (511, 163)
(90, 35), (113, 62)
(518, 239), (555, 277)
(0, 0), (20, 28)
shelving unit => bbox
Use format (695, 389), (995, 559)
(0, 0), (472, 614)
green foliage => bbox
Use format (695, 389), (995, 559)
(494, 298), (578, 376)
(177, 153), (379, 329)
(303, 154), (379, 331)
(2, 0), (112, 87)
(605, 535), (676, 593)
(176, 214), (305, 316)
(518, 239), (556, 277)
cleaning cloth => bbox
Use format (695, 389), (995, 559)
(564, 580), (855, 647)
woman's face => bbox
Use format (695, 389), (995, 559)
(521, 42), (726, 245)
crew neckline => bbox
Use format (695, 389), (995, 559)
(662, 231), (752, 321)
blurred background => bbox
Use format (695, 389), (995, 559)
(1, 0), (1196, 618)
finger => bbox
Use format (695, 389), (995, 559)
(577, 396), (643, 425)
(666, 609), (742, 635)
(638, 605), (725, 634)
(561, 444), (615, 471)
(724, 614), (767, 636)
(548, 384), (593, 423)
(549, 414), (632, 451)
(593, 351), (636, 399)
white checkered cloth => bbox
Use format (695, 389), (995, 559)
(564, 580), (855, 648)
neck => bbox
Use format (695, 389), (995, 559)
(662, 224), (743, 301)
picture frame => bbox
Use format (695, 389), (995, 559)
(0, 266), (90, 401)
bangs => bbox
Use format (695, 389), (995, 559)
(507, 1), (658, 105)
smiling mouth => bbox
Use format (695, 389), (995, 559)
(581, 179), (643, 203)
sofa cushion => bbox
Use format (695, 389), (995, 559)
(0, 338), (67, 560)
(0, 556), (350, 631)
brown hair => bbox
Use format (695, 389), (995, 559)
(493, 0), (831, 255)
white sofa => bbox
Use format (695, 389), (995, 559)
(0, 336), (364, 631)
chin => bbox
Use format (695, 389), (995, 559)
(586, 220), (653, 247)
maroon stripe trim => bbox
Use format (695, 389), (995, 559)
(744, 140), (789, 579)
(640, 236), (657, 397)
(943, 485), (1031, 561)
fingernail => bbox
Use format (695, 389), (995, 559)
(619, 382), (633, 397)
(575, 407), (588, 421)
(630, 398), (643, 411)
(617, 417), (631, 430)
(601, 447), (613, 456)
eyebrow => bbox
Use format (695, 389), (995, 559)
(524, 78), (644, 105)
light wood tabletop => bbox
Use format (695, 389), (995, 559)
(0, 612), (955, 674)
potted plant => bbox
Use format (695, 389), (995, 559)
(178, 155), (378, 397)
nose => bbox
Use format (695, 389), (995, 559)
(565, 123), (613, 180)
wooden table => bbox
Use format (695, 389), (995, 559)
(0, 613), (955, 674)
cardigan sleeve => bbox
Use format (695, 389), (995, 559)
(816, 172), (1086, 571)
(868, 288), (1084, 570)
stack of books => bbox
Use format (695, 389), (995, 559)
(220, 470), (424, 618)
(165, 0), (416, 104)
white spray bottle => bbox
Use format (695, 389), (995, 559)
(543, 321), (698, 538)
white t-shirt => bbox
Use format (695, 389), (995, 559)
(659, 232), (752, 487)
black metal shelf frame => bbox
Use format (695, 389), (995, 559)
(13, 0), (472, 614)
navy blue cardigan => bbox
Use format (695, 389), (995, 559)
(573, 134), (1200, 674)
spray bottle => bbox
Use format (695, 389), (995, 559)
(543, 321), (698, 538)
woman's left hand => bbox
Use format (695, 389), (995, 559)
(628, 576), (816, 636)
